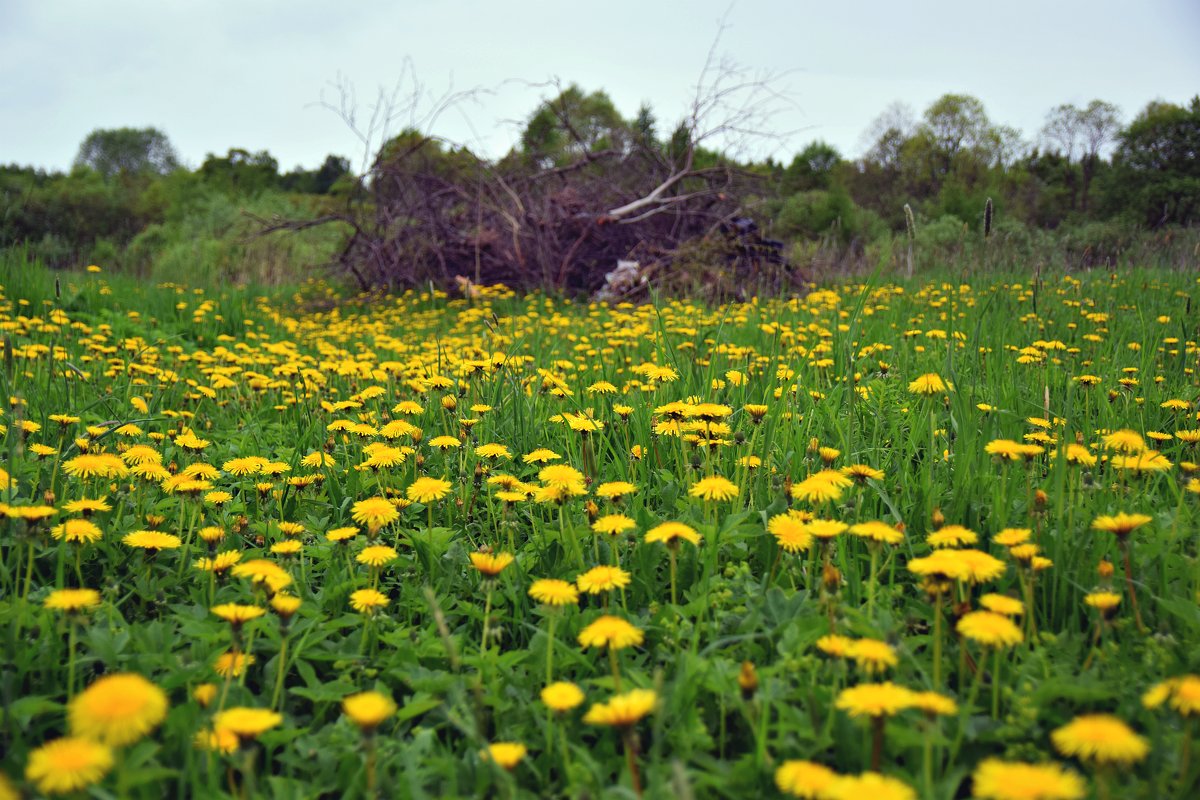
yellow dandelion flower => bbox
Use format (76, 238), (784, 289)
(1051, 714), (1148, 766)
(69, 673), (168, 747)
(25, 737), (113, 796)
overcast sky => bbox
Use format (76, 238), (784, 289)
(2, 0), (1198, 173)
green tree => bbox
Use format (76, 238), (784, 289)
(1105, 97), (1200, 227)
(74, 127), (180, 178)
(782, 141), (841, 193)
(520, 84), (630, 166)
(199, 148), (280, 195)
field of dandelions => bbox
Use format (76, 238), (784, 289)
(1, 263), (1199, 800)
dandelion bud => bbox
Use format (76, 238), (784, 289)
(233, 515), (249, 534)
(584, 500), (599, 521)
(441, 395), (457, 411)
(43, 489), (56, 504)
(807, 437), (820, 454)
(1097, 560), (1115, 579)
(931, 507), (945, 530)
(194, 683), (218, 707)
(1034, 489), (1048, 510)
(738, 660), (758, 699)
(822, 563), (841, 592)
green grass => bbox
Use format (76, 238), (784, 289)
(1, 261), (1198, 799)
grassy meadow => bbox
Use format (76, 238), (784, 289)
(1, 258), (1199, 799)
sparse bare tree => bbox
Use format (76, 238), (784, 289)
(253, 22), (800, 300)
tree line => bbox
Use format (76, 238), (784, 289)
(1, 90), (1197, 291)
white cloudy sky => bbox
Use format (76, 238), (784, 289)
(1, 0), (1197, 172)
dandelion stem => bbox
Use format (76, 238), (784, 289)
(870, 714), (885, 772)
(621, 727), (643, 798)
(67, 620), (78, 701)
(668, 547), (678, 607)
(932, 592), (944, 689)
(1119, 538), (1146, 632)
(991, 647), (1001, 719)
(1181, 717), (1193, 787)
(867, 545), (879, 617)
(480, 583), (493, 656)
(545, 611), (557, 684)
(608, 646), (622, 691)
(271, 634), (288, 710)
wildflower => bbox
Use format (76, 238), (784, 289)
(816, 634), (853, 658)
(212, 707), (283, 741)
(985, 439), (1025, 461)
(211, 604), (265, 626)
(775, 760), (838, 798)
(406, 477), (453, 504)
(62, 453), (128, 479)
(45, 588), (102, 613)
(1110, 450), (1171, 472)
(213, 651), (255, 678)
(232, 559), (292, 592)
(645, 521), (700, 546)
(270, 540), (301, 557)
(350, 497), (400, 533)
(194, 550), (242, 574)
(953, 549), (1007, 583)
(823, 773), (915, 800)
(689, 475), (739, 502)
(582, 689), (657, 726)
(847, 521), (903, 546)
(791, 470), (851, 503)
(25, 737), (113, 796)
(847, 639), (898, 674)
(908, 373), (948, 395)
(342, 691), (396, 731)
(908, 550), (969, 581)
(1051, 714), (1148, 766)
(1143, 675), (1200, 716)
(51, 519), (103, 544)
(541, 681), (585, 712)
(994, 527), (1032, 547)
(835, 682), (915, 717)
(123, 530), (182, 551)
(350, 589), (390, 614)
(806, 519), (847, 539)
(593, 514), (636, 536)
(926, 524), (976, 548)
(69, 673), (169, 746)
(971, 759), (1085, 800)
(529, 579), (579, 606)
(980, 594), (1025, 616)
(523, 448), (561, 464)
(538, 464), (586, 490)
(1101, 429), (1145, 454)
(909, 691), (958, 716)
(62, 497), (111, 515)
(957, 611), (1023, 647)
(469, 551), (514, 577)
(595, 481), (637, 501)
(327, 526), (358, 543)
(193, 684), (218, 707)
(578, 615), (643, 650)
(768, 514), (813, 552)
(1084, 591), (1121, 616)
(576, 565), (631, 594)
(483, 742), (527, 770)
(357, 545), (399, 567)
